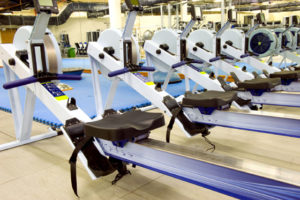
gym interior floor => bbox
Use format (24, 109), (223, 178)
(0, 105), (300, 200)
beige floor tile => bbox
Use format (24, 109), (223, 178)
(0, 145), (65, 185)
(103, 165), (163, 192)
(0, 113), (50, 138)
(0, 161), (130, 200)
(0, 111), (12, 120)
(0, 130), (13, 144)
(133, 175), (235, 200)
(29, 135), (74, 161)
(118, 192), (146, 200)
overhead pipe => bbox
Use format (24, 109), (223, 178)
(0, 2), (108, 26)
(1, 0), (299, 26)
(236, 2), (300, 11)
(270, 7), (300, 13)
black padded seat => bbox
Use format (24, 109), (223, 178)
(270, 71), (300, 79)
(84, 110), (165, 141)
(182, 91), (238, 108)
(294, 66), (300, 71)
(237, 78), (281, 90)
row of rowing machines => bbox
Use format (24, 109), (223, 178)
(1, 0), (300, 199)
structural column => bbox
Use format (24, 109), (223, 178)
(221, 0), (225, 26)
(168, 3), (172, 28)
(161, 4), (164, 29)
(109, 0), (122, 29)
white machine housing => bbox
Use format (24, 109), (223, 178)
(13, 26), (62, 74)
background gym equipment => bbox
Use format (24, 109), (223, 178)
(220, 14), (300, 93)
(1, 0), (300, 199)
(86, 1), (300, 199)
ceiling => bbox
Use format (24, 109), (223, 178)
(1, 0), (299, 14)
(0, 0), (34, 13)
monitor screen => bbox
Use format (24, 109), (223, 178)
(39, 0), (53, 7)
(195, 7), (202, 18)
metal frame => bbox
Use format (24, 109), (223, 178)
(84, 7), (300, 199)
(220, 30), (300, 93)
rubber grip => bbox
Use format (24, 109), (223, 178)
(57, 74), (82, 80)
(3, 76), (37, 90)
(108, 67), (155, 77)
(240, 54), (249, 59)
(209, 56), (221, 62)
(108, 68), (129, 77)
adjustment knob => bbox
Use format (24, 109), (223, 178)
(193, 47), (197, 52)
(8, 58), (15, 66)
(99, 53), (105, 59)
(156, 49), (161, 54)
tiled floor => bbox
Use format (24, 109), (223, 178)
(0, 105), (300, 200)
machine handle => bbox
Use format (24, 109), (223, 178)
(240, 54), (249, 59)
(3, 74), (82, 90)
(224, 55), (235, 60)
(209, 56), (221, 62)
(251, 52), (260, 57)
(57, 74), (82, 80)
(108, 67), (155, 77)
(3, 76), (38, 90)
(172, 59), (203, 69)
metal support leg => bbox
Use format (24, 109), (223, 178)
(192, 84), (199, 93)
(184, 67), (190, 91)
(3, 63), (23, 139)
(146, 52), (154, 82)
(19, 88), (36, 141)
(0, 63), (57, 151)
(162, 69), (174, 91)
(104, 78), (120, 110)
(90, 57), (104, 117)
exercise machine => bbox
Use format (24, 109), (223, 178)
(86, 2), (300, 199)
(144, 5), (300, 108)
(2, 1), (300, 199)
(184, 11), (300, 107)
(220, 15), (300, 93)
(246, 14), (300, 67)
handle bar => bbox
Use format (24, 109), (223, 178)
(108, 67), (155, 77)
(172, 60), (203, 69)
(3, 74), (82, 90)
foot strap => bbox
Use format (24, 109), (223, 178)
(69, 136), (93, 197)
(166, 107), (182, 143)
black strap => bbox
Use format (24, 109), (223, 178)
(69, 136), (93, 197)
(166, 107), (182, 143)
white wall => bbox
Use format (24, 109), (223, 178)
(49, 14), (110, 47)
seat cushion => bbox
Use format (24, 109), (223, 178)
(270, 71), (300, 79)
(294, 66), (300, 71)
(238, 78), (281, 90)
(84, 110), (165, 141)
(182, 91), (238, 108)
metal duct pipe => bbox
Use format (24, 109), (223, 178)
(0, 2), (108, 26)
(231, 0), (270, 5)
(237, 2), (300, 11)
(270, 6), (300, 13)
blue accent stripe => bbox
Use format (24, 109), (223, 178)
(104, 151), (300, 200)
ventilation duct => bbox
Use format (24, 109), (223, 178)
(235, 2), (300, 11)
(1, 0), (299, 26)
(0, 2), (108, 26)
